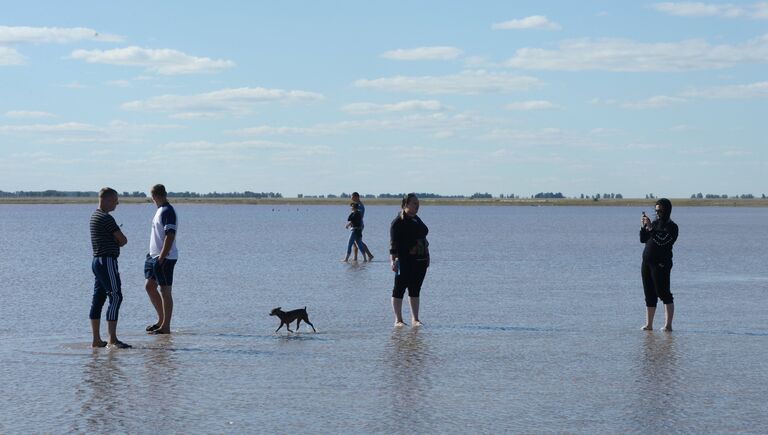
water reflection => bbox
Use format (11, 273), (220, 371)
(73, 349), (129, 433)
(142, 335), (180, 420)
(380, 328), (435, 432)
(631, 332), (682, 431)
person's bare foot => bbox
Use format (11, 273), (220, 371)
(92, 340), (108, 348)
(641, 325), (653, 331)
(660, 326), (672, 332)
(412, 320), (423, 327)
(151, 329), (170, 335)
(394, 321), (406, 327)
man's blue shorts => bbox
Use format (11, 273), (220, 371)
(144, 253), (177, 286)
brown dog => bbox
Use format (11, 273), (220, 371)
(269, 307), (317, 333)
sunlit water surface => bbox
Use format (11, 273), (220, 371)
(1, 204), (766, 433)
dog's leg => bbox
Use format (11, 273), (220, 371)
(295, 318), (301, 332)
(302, 314), (317, 332)
(275, 322), (285, 333)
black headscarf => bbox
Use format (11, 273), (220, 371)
(655, 198), (672, 223)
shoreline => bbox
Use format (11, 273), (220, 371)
(1, 197), (767, 207)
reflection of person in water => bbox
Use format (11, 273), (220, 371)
(389, 193), (429, 327)
(639, 198), (678, 332)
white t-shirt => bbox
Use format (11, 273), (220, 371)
(149, 203), (179, 260)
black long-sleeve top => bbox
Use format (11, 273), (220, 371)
(347, 211), (362, 230)
(389, 214), (429, 260)
(640, 219), (678, 263)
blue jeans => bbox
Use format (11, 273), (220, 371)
(346, 229), (364, 255)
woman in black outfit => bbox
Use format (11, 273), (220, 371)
(640, 198), (678, 331)
(389, 193), (429, 327)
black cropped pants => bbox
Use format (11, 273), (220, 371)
(641, 259), (673, 307)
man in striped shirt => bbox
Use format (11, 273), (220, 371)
(89, 187), (131, 349)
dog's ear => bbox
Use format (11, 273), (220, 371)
(276, 307), (281, 311)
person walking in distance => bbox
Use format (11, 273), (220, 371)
(144, 184), (179, 335)
(351, 192), (374, 261)
(89, 187), (131, 348)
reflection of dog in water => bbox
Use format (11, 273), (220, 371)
(269, 307), (317, 333)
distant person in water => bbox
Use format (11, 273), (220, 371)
(389, 193), (429, 327)
(144, 184), (179, 335)
(344, 202), (366, 262)
(350, 192), (374, 261)
(89, 187), (130, 348)
(639, 198), (678, 331)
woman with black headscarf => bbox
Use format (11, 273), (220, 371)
(389, 193), (429, 327)
(639, 198), (678, 331)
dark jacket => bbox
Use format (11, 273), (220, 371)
(389, 214), (429, 261)
(640, 198), (678, 264)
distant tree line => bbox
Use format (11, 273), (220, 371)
(690, 193), (765, 199)
(167, 191), (282, 198)
(0, 190), (281, 198)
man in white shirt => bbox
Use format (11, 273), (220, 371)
(144, 184), (179, 334)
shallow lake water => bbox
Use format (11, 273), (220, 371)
(0, 203), (766, 433)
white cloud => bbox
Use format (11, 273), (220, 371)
(122, 87), (324, 118)
(354, 70), (542, 95)
(652, 2), (768, 19)
(505, 100), (561, 111)
(505, 34), (768, 71)
(60, 81), (87, 89)
(156, 140), (334, 161)
(69, 46), (235, 75)
(0, 122), (101, 134)
(381, 46), (463, 60)
(107, 79), (132, 87)
(492, 15), (562, 30)
(681, 81), (768, 99)
(621, 95), (687, 109)
(0, 47), (24, 65)
(342, 100), (447, 114)
(0, 120), (181, 146)
(229, 126), (326, 136)
(0, 25), (123, 44)
(231, 113), (484, 138)
(5, 110), (55, 119)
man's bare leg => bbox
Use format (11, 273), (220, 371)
(145, 279), (163, 331)
(155, 285), (173, 334)
(90, 319), (107, 347)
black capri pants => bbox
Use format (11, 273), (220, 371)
(392, 258), (428, 299)
(641, 260), (674, 307)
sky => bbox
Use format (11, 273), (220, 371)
(0, 1), (766, 198)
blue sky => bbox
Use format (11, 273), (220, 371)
(1, 1), (766, 197)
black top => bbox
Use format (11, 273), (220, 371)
(640, 219), (678, 263)
(347, 211), (362, 230)
(389, 214), (429, 260)
(90, 209), (120, 257)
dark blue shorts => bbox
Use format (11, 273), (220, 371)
(144, 254), (177, 286)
